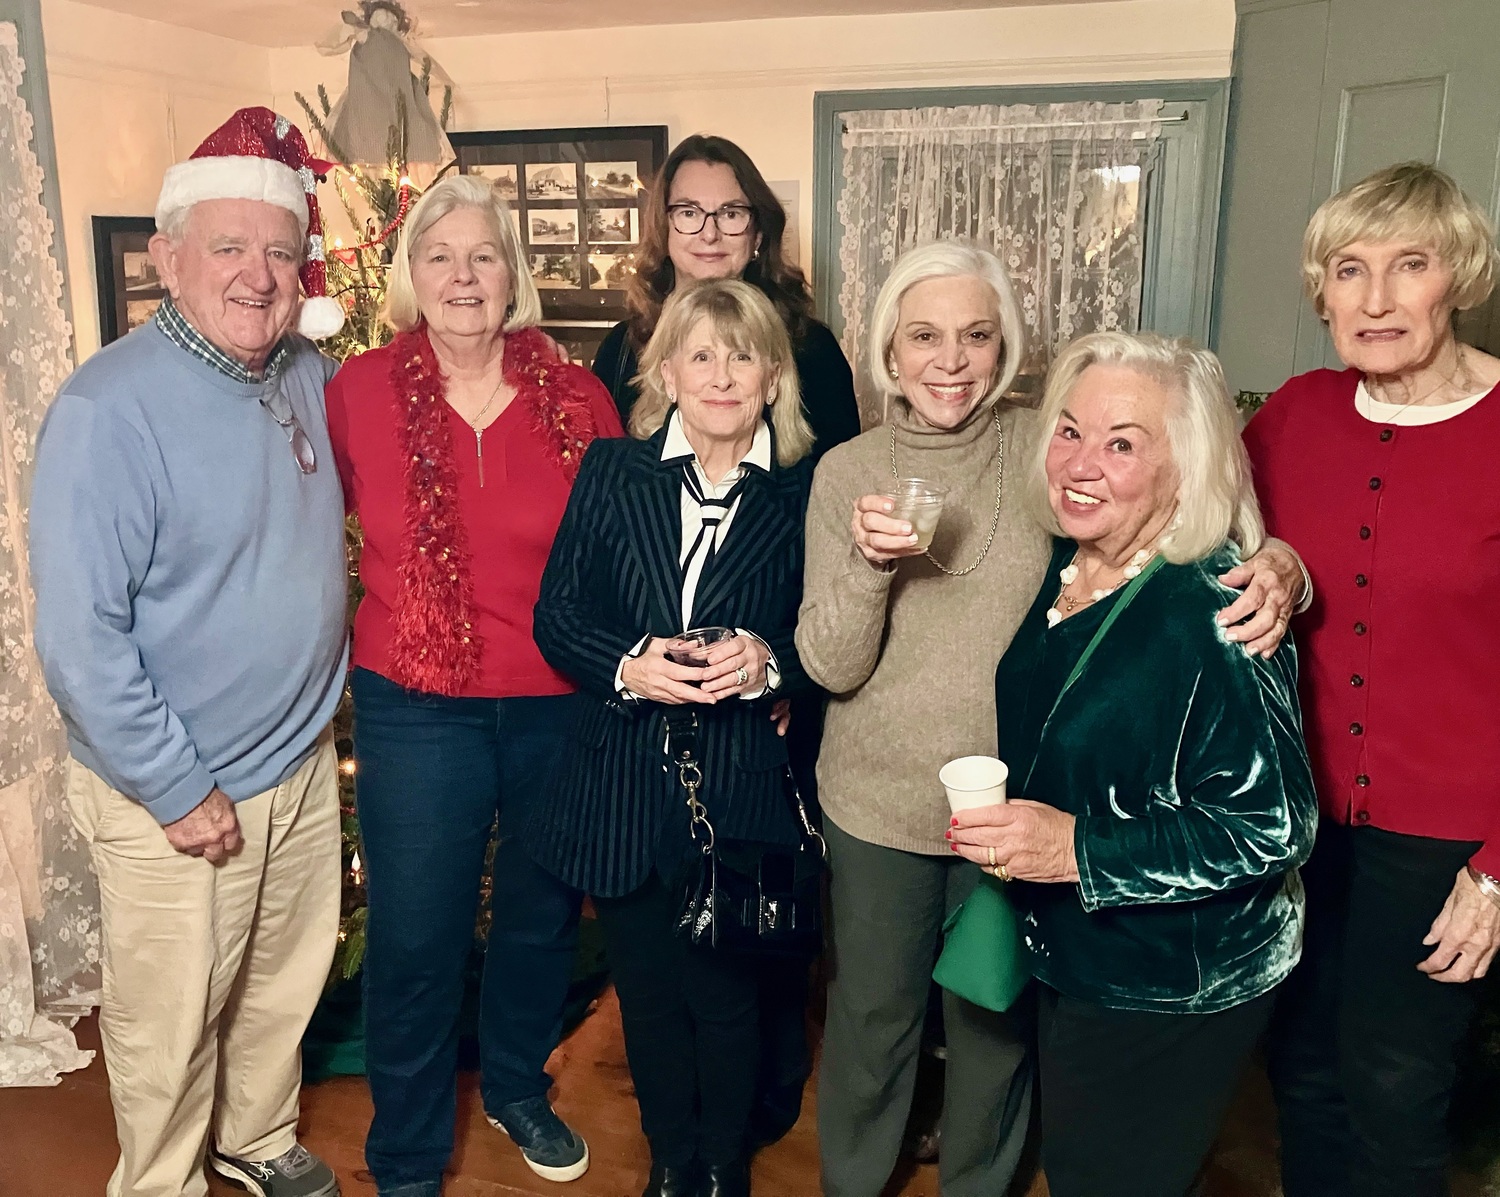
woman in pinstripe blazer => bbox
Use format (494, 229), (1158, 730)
(527, 280), (816, 1197)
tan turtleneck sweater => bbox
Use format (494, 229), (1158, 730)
(796, 400), (1052, 855)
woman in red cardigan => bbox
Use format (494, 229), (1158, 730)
(326, 174), (623, 1197)
(1246, 162), (1500, 1197)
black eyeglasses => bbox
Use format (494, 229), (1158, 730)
(261, 383), (317, 475)
(667, 203), (755, 237)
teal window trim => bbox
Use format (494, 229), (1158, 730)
(812, 79), (1229, 357)
(1, 0), (74, 359)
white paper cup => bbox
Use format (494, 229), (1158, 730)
(939, 756), (1009, 812)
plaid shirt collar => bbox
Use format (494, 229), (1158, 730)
(155, 296), (292, 384)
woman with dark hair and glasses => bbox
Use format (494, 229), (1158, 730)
(593, 134), (860, 1146)
(593, 133), (861, 461)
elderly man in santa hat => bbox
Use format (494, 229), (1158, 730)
(29, 108), (348, 1197)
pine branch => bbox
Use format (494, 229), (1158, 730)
(317, 83), (333, 118)
(439, 85), (453, 131)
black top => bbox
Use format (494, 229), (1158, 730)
(591, 316), (862, 463)
(526, 426), (815, 896)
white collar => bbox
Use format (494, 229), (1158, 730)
(661, 408), (773, 474)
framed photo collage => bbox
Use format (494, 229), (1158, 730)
(449, 125), (668, 368)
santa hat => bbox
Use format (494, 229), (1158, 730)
(155, 106), (346, 340)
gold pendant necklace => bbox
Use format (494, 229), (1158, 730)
(889, 409), (1005, 577)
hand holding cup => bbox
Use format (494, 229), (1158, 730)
(621, 637), (715, 705)
(852, 479), (949, 566)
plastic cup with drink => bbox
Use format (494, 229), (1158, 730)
(883, 478), (949, 551)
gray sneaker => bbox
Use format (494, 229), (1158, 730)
(209, 1143), (340, 1197)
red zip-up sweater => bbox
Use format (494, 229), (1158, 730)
(327, 328), (624, 698)
(1244, 367), (1500, 875)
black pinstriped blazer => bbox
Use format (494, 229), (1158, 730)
(525, 422), (814, 898)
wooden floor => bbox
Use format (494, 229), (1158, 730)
(0, 991), (1489, 1197)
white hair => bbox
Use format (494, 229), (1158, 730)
(866, 240), (1027, 420)
(1027, 331), (1264, 565)
(383, 174), (541, 333)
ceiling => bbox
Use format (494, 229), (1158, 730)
(70, 0), (1080, 48)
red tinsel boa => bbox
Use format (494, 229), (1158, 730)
(386, 326), (602, 695)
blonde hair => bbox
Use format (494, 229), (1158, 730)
(866, 240), (1026, 420)
(382, 174), (541, 333)
(630, 279), (813, 467)
(1027, 331), (1264, 565)
(1302, 162), (1498, 315)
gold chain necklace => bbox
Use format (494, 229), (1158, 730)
(889, 409), (1004, 578)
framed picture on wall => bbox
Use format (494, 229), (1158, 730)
(92, 216), (164, 345)
(449, 125), (668, 368)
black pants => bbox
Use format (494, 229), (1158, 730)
(594, 873), (760, 1169)
(1268, 823), (1484, 1197)
(1037, 984), (1274, 1197)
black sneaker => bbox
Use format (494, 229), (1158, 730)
(486, 1096), (590, 1182)
(208, 1144), (339, 1197)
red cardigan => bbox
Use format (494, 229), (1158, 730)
(327, 327), (624, 699)
(1244, 368), (1500, 874)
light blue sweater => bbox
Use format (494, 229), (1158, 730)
(29, 322), (349, 824)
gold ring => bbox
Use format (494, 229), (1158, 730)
(736, 667), (749, 686)
(997, 863), (1012, 883)
(987, 846), (997, 868)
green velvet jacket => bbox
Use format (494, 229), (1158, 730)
(995, 540), (1318, 1014)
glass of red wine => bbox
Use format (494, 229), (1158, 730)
(665, 625), (735, 666)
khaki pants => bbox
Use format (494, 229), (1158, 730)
(67, 734), (341, 1197)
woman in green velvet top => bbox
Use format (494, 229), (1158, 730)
(948, 331), (1318, 1197)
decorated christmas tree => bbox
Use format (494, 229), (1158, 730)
(295, 74), (452, 987)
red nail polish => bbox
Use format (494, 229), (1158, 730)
(944, 830), (952, 840)
(950, 817), (959, 827)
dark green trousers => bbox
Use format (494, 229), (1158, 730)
(818, 819), (1034, 1197)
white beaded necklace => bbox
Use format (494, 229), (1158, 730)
(1046, 547), (1155, 628)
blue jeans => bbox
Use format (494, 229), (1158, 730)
(351, 668), (583, 1190)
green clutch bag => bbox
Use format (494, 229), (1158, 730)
(933, 872), (1031, 1012)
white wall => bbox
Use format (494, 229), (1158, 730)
(40, 0), (1234, 358)
(274, 0), (1234, 269)
(40, 0), (271, 356)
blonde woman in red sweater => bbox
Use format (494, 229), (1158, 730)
(1247, 162), (1500, 1197)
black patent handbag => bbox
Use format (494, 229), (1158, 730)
(663, 709), (826, 955)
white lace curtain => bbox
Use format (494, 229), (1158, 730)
(0, 21), (99, 1087)
(836, 99), (1164, 419)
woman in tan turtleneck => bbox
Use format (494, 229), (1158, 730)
(799, 241), (1306, 1197)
